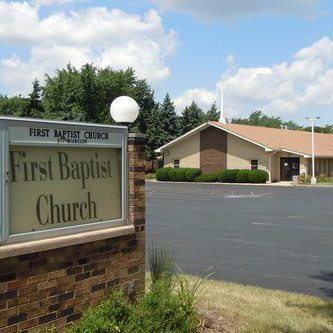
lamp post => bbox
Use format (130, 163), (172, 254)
(305, 116), (320, 185)
(110, 96), (140, 126)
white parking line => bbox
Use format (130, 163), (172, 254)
(225, 193), (272, 198)
(289, 215), (331, 220)
(146, 189), (155, 197)
(253, 222), (329, 230)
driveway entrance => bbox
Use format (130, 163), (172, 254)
(146, 182), (333, 298)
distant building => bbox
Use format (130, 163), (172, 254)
(155, 121), (333, 182)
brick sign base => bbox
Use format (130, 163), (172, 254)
(0, 134), (146, 332)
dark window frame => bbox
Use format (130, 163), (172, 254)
(251, 159), (259, 170)
(173, 159), (180, 168)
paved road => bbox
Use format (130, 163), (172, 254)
(146, 182), (333, 298)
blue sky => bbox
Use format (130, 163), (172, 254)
(1, 0), (333, 124)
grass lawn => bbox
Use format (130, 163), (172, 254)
(187, 276), (333, 333)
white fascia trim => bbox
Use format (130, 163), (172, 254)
(155, 123), (210, 153)
(279, 148), (308, 157)
(208, 122), (273, 151)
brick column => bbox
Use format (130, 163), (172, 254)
(127, 133), (147, 295)
(0, 135), (147, 333)
(128, 133), (147, 230)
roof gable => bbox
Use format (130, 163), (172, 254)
(156, 121), (333, 157)
(211, 121), (333, 157)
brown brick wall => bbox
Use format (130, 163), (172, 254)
(200, 126), (227, 173)
(0, 134), (146, 333)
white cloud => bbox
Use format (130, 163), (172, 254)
(174, 88), (216, 113)
(173, 37), (333, 118)
(33, 0), (73, 6)
(0, 2), (177, 95)
(152, 0), (322, 20)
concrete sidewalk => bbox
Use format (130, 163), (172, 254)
(146, 179), (333, 188)
(146, 179), (293, 186)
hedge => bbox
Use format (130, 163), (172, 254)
(156, 167), (269, 184)
(185, 168), (201, 181)
(248, 169), (269, 183)
(217, 169), (239, 183)
(156, 168), (201, 182)
(236, 169), (250, 183)
(195, 173), (218, 182)
(156, 167), (172, 181)
(168, 168), (179, 181)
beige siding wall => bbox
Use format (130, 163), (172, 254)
(162, 129), (313, 182)
(227, 134), (269, 171)
(164, 133), (200, 168)
(309, 158), (333, 177)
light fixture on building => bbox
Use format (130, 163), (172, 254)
(110, 96), (140, 125)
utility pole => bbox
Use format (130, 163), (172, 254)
(305, 116), (320, 185)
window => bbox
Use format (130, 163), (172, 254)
(174, 159), (180, 168)
(251, 160), (258, 170)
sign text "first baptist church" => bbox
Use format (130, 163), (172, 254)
(10, 149), (113, 226)
(29, 127), (110, 143)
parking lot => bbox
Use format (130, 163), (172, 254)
(146, 182), (333, 298)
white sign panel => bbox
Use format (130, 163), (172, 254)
(0, 117), (127, 244)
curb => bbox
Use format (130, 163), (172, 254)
(146, 179), (333, 188)
(145, 179), (294, 187)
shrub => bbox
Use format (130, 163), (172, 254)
(168, 168), (178, 181)
(69, 259), (200, 333)
(156, 168), (172, 181)
(68, 290), (132, 333)
(128, 280), (200, 333)
(236, 169), (250, 183)
(298, 174), (305, 184)
(217, 169), (239, 183)
(176, 168), (187, 182)
(248, 169), (269, 183)
(217, 169), (228, 182)
(298, 174), (312, 185)
(185, 168), (201, 182)
(195, 173), (218, 182)
(318, 173), (328, 183)
(228, 169), (240, 182)
(157, 167), (201, 182)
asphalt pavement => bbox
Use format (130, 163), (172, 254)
(146, 182), (333, 298)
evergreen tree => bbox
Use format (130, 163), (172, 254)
(159, 93), (179, 144)
(80, 64), (99, 122)
(146, 104), (164, 160)
(205, 102), (220, 121)
(24, 79), (44, 118)
(180, 101), (205, 134)
(129, 78), (156, 135)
